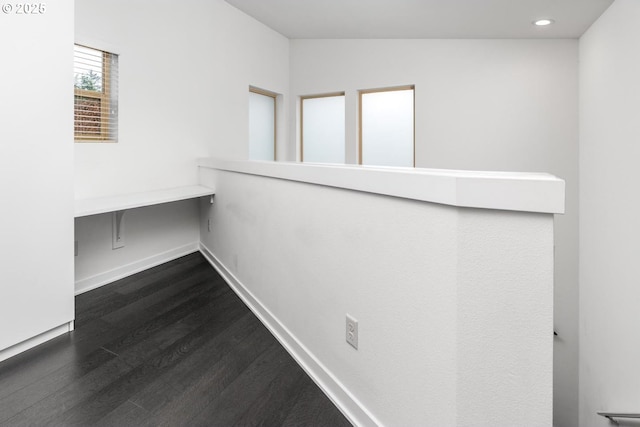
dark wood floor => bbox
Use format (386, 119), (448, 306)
(0, 253), (351, 426)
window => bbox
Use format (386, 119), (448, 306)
(301, 93), (345, 164)
(359, 86), (414, 167)
(74, 44), (118, 142)
(249, 87), (277, 161)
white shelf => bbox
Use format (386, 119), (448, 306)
(74, 185), (215, 218)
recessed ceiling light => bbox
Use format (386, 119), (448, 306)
(533, 19), (555, 26)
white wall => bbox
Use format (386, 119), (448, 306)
(198, 163), (555, 426)
(290, 39), (579, 427)
(579, 1), (640, 425)
(74, 0), (289, 291)
(0, 2), (74, 355)
(74, 201), (200, 294)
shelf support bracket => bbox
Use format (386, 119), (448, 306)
(112, 210), (126, 249)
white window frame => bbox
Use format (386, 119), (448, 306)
(249, 86), (278, 161)
(358, 85), (415, 167)
(300, 91), (346, 163)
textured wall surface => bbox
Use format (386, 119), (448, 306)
(579, 1), (640, 425)
(199, 163), (554, 426)
(290, 39), (578, 426)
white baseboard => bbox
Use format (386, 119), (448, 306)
(0, 322), (73, 363)
(75, 242), (199, 295)
(198, 243), (380, 427)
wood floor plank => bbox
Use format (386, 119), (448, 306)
(161, 313), (260, 393)
(122, 310), (258, 418)
(100, 268), (222, 326)
(0, 318), (120, 402)
(50, 362), (160, 425)
(0, 347), (115, 423)
(99, 286), (239, 367)
(0, 253), (352, 427)
(75, 256), (213, 325)
(120, 378), (181, 417)
(100, 288), (222, 358)
(187, 343), (294, 426)
(93, 314), (261, 427)
(231, 361), (309, 427)
(0, 334), (74, 402)
(100, 273), (228, 335)
(144, 296), (249, 371)
(58, 308), (256, 426)
(146, 327), (277, 426)
(48, 289), (253, 424)
(4, 349), (134, 426)
(111, 253), (206, 296)
(281, 381), (352, 427)
(76, 252), (203, 303)
(94, 400), (151, 427)
(113, 288), (247, 371)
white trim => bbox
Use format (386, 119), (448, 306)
(198, 157), (565, 214)
(75, 243), (199, 295)
(0, 322), (73, 363)
(199, 243), (382, 427)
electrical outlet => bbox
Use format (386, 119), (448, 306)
(346, 314), (358, 349)
(207, 218), (211, 232)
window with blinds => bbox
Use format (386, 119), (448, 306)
(74, 44), (118, 142)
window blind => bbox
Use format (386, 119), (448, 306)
(74, 44), (118, 142)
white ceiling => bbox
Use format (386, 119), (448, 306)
(225, 0), (614, 39)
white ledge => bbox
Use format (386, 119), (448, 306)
(198, 158), (565, 214)
(74, 185), (216, 218)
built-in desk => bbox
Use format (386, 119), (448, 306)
(74, 185), (215, 251)
(74, 185), (215, 218)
